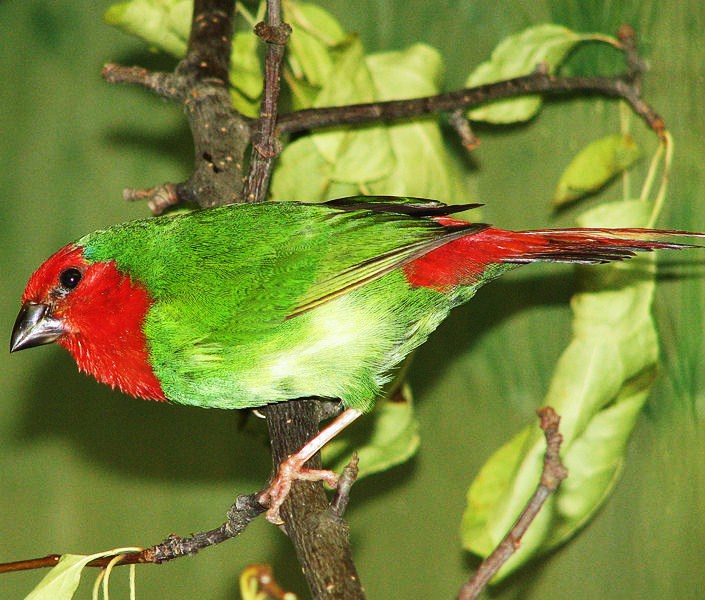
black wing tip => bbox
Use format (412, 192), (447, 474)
(324, 195), (483, 217)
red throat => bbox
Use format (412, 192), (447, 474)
(23, 245), (166, 401)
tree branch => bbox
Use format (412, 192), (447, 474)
(103, 0), (250, 213)
(242, 0), (291, 203)
(457, 407), (568, 600)
(264, 399), (365, 599)
(278, 68), (664, 140)
(275, 27), (663, 142)
(0, 494), (265, 573)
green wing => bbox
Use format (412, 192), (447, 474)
(289, 196), (484, 315)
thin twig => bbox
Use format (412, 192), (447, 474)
(102, 65), (186, 100)
(242, 0), (291, 203)
(330, 453), (360, 517)
(457, 407), (568, 600)
(0, 494), (265, 573)
(447, 109), (480, 150)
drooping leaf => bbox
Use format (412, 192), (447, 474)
(461, 199), (660, 580)
(284, 0), (347, 88)
(553, 134), (642, 206)
(272, 42), (471, 203)
(323, 382), (420, 480)
(25, 548), (140, 600)
(466, 24), (617, 123)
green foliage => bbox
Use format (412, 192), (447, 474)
(273, 3), (469, 201)
(3, 1), (704, 599)
(324, 383), (420, 479)
(461, 200), (660, 578)
(25, 550), (138, 600)
(465, 24), (617, 123)
(104, 0), (192, 57)
(553, 134), (642, 206)
(104, 0), (263, 114)
(272, 41), (468, 202)
(284, 0), (347, 92)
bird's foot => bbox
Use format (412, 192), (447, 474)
(258, 455), (340, 524)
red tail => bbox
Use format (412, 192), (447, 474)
(404, 218), (703, 292)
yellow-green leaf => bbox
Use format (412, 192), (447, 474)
(229, 31), (264, 117)
(273, 41), (470, 202)
(25, 548), (140, 600)
(466, 24), (617, 123)
(323, 383), (420, 480)
(104, 0), (191, 57)
(553, 134), (642, 206)
(366, 45), (470, 201)
(284, 0), (346, 88)
(309, 37), (395, 184)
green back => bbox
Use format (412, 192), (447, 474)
(81, 201), (448, 332)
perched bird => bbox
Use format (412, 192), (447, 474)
(10, 196), (701, 520)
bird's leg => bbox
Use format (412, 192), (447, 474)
(259, 407), (363, 524)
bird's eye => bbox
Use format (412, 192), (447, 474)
(59, 267), (83, 290)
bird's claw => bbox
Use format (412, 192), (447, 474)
(258, 455), (340, 524)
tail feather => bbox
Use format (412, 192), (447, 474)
(404, 223), (704, 291)
(500, 227), (700, 265)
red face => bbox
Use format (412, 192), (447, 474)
(12, 244), (166, 401)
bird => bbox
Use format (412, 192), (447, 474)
(10, 196), (702, 521)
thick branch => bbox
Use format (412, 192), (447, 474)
(103, 0), (250, 212)
(264, 399), (365, 600)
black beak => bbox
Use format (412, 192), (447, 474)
(10, 302), (66, 352)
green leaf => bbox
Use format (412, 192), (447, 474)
(466, 24), (617, 123)
(553, 134), (642, 206)
(269, 136), (331, 201)
(284, 0), (347, 88)
(229, 31), (264, 117)
(323, 382), (420, 480)
(25, 548), (140, 600)
(461, 199), (660, 580)
(272, 42), (471, 202)
(366, 45), (471, 201)
(309, 37), (395, 184)
(104, 0), (191, 57)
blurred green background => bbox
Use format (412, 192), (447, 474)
(1, 1), (703, 598)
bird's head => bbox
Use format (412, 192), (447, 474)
(11, 244), (165, 400)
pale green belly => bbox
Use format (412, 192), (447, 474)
(153, 272), (451, 411)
